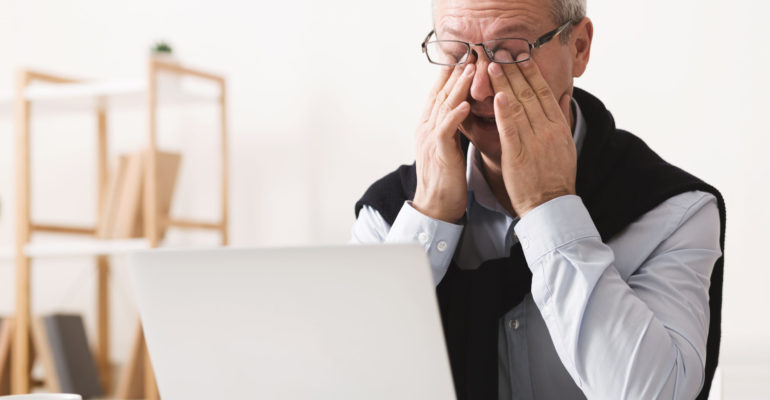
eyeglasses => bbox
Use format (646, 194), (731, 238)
(421, 21), (572, 66)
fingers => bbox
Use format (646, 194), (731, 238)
(488, 62), (534, 137)
(499, 57), (548, 126)
(421, 65), (454, 121)
(493, 92), (522, 157)
(488, 62), (516, 114)
(416, 61), (473, 165)
(514, 56), (567, 123)
(444, 64), (475, 111)
(430, 63), (474, 127)
(429, 65), (466, 123)
(437, 101), (470, 135)
(436, 101), (470, 158)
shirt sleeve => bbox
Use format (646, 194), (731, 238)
(350, 202), (464, 286)
(514, 193), (721, 399)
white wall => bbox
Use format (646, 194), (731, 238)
(0, 0), (767, 397)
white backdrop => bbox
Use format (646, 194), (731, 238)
(0, 0), (768, 397)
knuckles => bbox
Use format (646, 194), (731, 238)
(438, 102), (453, 119)
(436, 90), (449, 104)
(536, 86), (552, 99)
(518, 87), (537, 102)
(510, 101), (525, 117)
(500, 126), (518, 139)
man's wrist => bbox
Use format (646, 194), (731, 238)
(514, 190), (576, 218)
(411, 199), (465, 224)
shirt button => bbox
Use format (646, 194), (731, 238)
(436, 240), (448, 252)
(520, 237), (530, 249)
(417, 232), (430, 245)
(508, 319), (520, 330)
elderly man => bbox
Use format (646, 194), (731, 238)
(351, 0), (725, 399)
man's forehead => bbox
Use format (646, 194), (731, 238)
(438, 20), (538, 39)
(434, 0), (551, 38)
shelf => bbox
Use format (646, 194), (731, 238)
(0, 239), (151, 261)
(5, 60), (228, 395)
(0, 75), (221, 115)
(25, 238), (152, 258)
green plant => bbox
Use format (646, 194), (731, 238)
(151, 41), (173, 54)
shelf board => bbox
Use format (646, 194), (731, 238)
(25, 238), (151, 258)
(0, 238), (152, 259)
(0, 76), (221, 115)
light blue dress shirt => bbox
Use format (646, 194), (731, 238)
(351, 100), (722, 399)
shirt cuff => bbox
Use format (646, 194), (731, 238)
(514, 195), (600, 266)
(386, 201), (464, 285)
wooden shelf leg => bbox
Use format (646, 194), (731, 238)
(2, 319), (37, 395)
(95, 103), (111, 394)
(97, 106), (108, 220)
(145, 61), (160, 247)
(11, 258), (30, 394)
(12, 69), (32, 395)
(95, 256), (111, 394)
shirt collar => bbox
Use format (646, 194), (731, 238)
(466, 97), (587, 215)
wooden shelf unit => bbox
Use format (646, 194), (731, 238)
(10, 59), (229, 399)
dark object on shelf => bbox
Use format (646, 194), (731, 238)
(43, 314), (103, 398)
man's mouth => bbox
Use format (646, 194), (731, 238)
(473, 113), (496, 124)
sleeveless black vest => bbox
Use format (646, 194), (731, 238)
(355, 88), (725, 400)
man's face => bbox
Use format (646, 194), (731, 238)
(434, 0), (579, 162)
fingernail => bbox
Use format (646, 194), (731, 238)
(516, 53), (529, 63)
(464, 64), (475, 76)
(489, 63), (502, 77)
(497, 92), (508, 107)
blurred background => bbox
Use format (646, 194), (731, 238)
(0, 0), (767, 398)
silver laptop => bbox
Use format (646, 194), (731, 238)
(129, 244), (456, 400)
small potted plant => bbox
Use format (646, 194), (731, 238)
(150, 41), (177, 64)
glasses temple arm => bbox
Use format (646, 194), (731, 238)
(533, 20), (572, 48)
(421, 30), (436, 52)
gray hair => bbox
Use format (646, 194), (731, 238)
(552, 0), (586, 43)
(431, 0), (587, 44)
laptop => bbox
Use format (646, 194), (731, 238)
(129, 244), (456, 400)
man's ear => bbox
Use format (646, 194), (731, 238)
(571, 17), (593, 78)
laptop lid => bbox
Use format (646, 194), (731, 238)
(129, 244), (456, 400)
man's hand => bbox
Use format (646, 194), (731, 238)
(412, 63), (475, 222)
(487, 57), (577, 217)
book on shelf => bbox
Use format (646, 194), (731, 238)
(97, 149), (181, 241)
(39, 314), (103, 398)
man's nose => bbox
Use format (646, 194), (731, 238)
(467, 48), (495, 103)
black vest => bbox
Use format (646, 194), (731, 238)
(355, 88), (725, 400)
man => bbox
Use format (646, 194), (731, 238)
(351, 0), (725, 399)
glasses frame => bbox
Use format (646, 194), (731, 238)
(421, 20), (573, 66)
